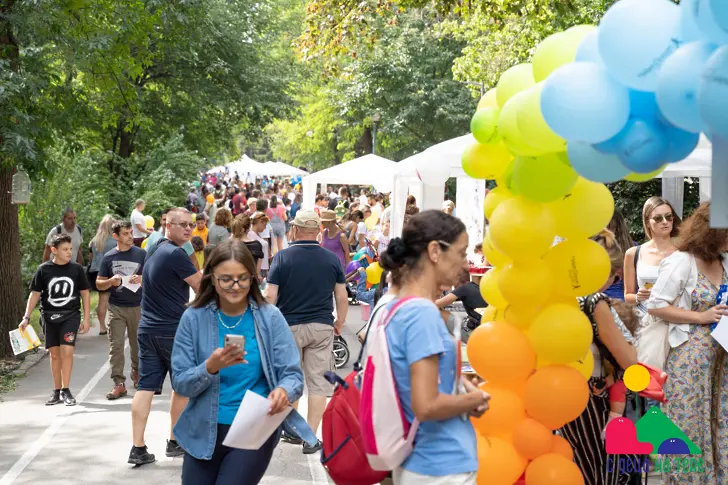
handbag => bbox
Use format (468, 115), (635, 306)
(636, 293), (681, 371)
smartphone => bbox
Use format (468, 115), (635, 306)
(224, 334), (246, 351)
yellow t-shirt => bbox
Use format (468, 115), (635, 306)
(195, 251), (205, 269)
(192, 226), (209, 245)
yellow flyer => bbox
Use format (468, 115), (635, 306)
(8, 326), (41, 355)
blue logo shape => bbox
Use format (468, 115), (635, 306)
(658, 438), (691, 455)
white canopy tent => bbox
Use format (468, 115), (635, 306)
(206, 165), (226, 174)
(264, 161), (307, 177)
(226, 154), (266, 176)
(302, 154), (398, 209)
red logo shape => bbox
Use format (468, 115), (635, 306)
(605, 417), (653, 454)
(63, 332), (76, 343)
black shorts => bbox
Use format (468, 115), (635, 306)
(137, 332), (175, 394)
(42, 314), (81, 348)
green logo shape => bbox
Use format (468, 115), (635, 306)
(636, 407), (701, 454)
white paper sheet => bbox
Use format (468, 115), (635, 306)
(711, 316), (728, 352)
(222, 390), (292, 450)
(121, 275), (141, 293)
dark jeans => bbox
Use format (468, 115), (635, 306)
(182, 424), (278, 485)
(137, 332), (175, 393)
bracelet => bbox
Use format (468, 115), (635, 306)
(22, 316), (29, 321)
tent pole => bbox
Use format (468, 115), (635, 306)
(712, 135), (727, 228)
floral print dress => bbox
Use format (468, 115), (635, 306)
(663, 271), (728, 485)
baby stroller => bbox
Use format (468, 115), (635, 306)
(332, 335), (350, 369)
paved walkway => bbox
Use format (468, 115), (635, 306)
(0, 306), (364, 485)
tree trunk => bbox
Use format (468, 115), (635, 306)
(0, 168), (25, 358)
(118, 128), (134, 158)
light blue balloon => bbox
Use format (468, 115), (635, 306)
(566, 143), (631, 183)
(656, 42), (717, 133)
(613, 118), (669, 173)
(698, 46), (728, 139)
(683, 0), (728, 45)
(662, 122), (700, 162)
(541, 62), (630, 143)
(630, 90), (660, 119)
(598, 0), (683, 91)
(710, 0), (728, 33)
(575, 31), (602, 64)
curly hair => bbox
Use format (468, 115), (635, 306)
(231, 214), (251, 239)
(214, 208), (232, 228)
(675, 202), (728, 263)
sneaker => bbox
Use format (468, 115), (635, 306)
(302, 440), (323, 455)
(128, 446), (156, 466)
(45, 390), (62, 406)
(60, 388), (76, 406)
(106, 383), (128, 400)
(130, 369), (139, 389)
(280, 431), (303, 445)
(165, 439), (184, 457)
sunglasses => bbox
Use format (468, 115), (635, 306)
(169, 222), (196, 229)
(651, 213), (674, 224)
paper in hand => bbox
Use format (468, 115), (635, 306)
(222, 390), (292, 450)
(121, 275), (141, 293)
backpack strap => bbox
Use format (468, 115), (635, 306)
(55, 224), (62, 235)
(633, 244), (641, 289)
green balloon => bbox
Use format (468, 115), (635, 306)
(517, 83), (566, 153)
(512, 153), (578, 203)
(496, 64), (535, 108)
(498, 91), (544, 157)
(471, 108), (501, 144)
(532, 26), (596, 82)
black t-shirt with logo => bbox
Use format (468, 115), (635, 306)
(30, 261), (90, 322)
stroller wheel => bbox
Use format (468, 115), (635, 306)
(332, 336), (350, 369)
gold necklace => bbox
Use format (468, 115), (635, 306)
(217, 310), (244, 329)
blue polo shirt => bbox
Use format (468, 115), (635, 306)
(267, 240), (345, 326)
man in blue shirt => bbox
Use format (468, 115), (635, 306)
(128, 208), (201, 466)
(96, 221), (146, 401)
(267, 209), (348, 453)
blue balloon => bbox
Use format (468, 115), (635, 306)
(630, 90), (660, 119)
(613, 119), (669, 173)
(656, 42), (717, 133)
(575, 31), (602, 64)
(699, 46), (728, 139)
(662, 123), (700, 162)
(567, 143), (631, 183)
(541, 62), (630, 143)
(682, 0), (728, 45)
(710, 0), (728, 33)
(598, 0), (683, 91)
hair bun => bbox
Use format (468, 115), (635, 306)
(381, 237), (408, 270)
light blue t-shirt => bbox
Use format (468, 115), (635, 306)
(217, 309), (270, 425)
(384, 298), (478, 476)
(146, 230), (194, 257)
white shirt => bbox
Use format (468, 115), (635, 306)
(130, 209), (146, 238)
(249, 230), (269, 270)
(329, 192), (338, 200)
(359, 195), (368, 206)
(357, 221), (367, 237)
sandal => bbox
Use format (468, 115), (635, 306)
(99, 330), (108, 336)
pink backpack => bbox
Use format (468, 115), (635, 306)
(359, 296), (421, 471)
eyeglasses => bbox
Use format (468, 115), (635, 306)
(169, 222), (195, 229)
(437, 240), (451, 248)
(214, 274), (252, 290)
(651, 213), (674, 224)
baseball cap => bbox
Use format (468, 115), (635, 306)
(293, 209), (321, 228)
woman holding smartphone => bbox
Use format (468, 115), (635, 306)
(171, 240), (318, 485)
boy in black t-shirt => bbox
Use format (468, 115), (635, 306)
(20, 234), (91, 406)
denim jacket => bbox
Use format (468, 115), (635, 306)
(171, 298), (318, 459)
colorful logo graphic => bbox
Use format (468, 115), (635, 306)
(605, 365), (700, 456)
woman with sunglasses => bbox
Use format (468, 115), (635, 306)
(623, 196), (680, 306)
(171, 240), (317, 485)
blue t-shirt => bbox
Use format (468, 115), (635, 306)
(217, 309), (269, 425)
(385, 298), (478, 476)
(267, 241), (345, 326)
(604, 277), (625, 301)
(98, 246), (146, 307)
(146, 230), (194, 257)
(139, 242), (198, 335)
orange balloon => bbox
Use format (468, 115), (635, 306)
(477, 436), (528, 485)
(513, 418), (553, 460)
(551, 435), (574, 461)
(524, 366), (589, 430)
(471, 384), (526, 435)
(525, 453), (584, 485)
(467, 322), (536, 386)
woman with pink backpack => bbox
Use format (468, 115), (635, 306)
(372, 211), (490, 485)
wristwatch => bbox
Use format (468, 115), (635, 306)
(21, 316), (29, 321)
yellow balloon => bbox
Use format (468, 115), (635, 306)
(517, 83), (566, 153)
(477, 88), (498, 110)
(461, 142), (514, 180)
(539, 350), (595, 381)
(545, 238), (611, 299)
(141, 238), (149, 249)
(512, 153), (578, 203)
(496, 64), (535, 108)
(547, 177), (614, 239)
(489, 197), (556, 262)
(498, 91), (544, 156)
(504, 304), (539, 331)
(528, 303), (593, 364)
(481, 305), (498, 323)
(532, 26), (596, 82)
(483, 231), (510, 267)
(365, 214), (378, 230)
(145, 215), (155, 229)
(366, 261), (383, 285)
(498, 260), (552, 308)
(484, 186), (513, 220)
(480, 268), (508, 309)
(625, 165), (666, 181)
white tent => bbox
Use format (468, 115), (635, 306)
(206, 165), (226, 174)
(264, 161), (307, 177)
(302, 154), (398, 209)
(226, 154), (266, 176)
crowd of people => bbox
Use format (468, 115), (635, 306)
(18, 165), (728, 485)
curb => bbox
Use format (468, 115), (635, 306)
(11, 349), (48, 377)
